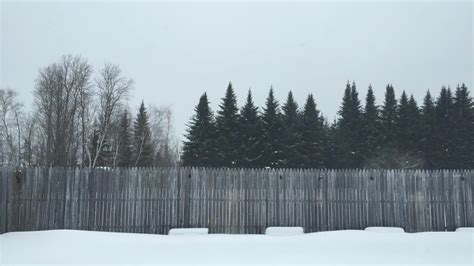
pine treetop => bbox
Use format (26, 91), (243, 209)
(217, 82), (239, 122)
(282, 91), (299, 125)
(263, 87), (280, 121)
(240, 90), (259, 121)
(364, 85), (378, 119)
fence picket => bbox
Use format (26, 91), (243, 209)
(1, 167), (472, 234)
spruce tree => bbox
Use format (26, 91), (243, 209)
(281, 91), (303, 168)
(260, 87), (284, 168)
(394, 92), (423, 166)
(381, 84), (397, 149)
(156, 143), (175, 167)
(334, 81), (363, 168)
(87, 120), (112, 167)
(181, 93), (217, 167)
(396, 91), (410, 149)
(325, 120), (338, 168)
(361, 85), (381, 164)
(133, 101), (154, 167)
(88, 127), (111, 167)
(420, 90), (437, 168)
(350, 82), (364, 166)
(434, 87), (455, 168)
(300, 94), (326, 168)
(236, 90), (263, 168)
(451, 84), (473, 168)
(215, 82), (240, 167)
(117, 110), (133, 167)
(406, 95), (422, 155)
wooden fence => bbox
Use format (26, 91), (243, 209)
(0, 167), (472, 234)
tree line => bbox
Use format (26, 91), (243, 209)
(182, 82), (473, 169)
(0, 55), (179, 167)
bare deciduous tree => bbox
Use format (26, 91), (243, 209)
(148, 104), (180, 166)
(34, 55), (92, 166)
(88, 63), (133, 168)
(0, 88), (23, 166)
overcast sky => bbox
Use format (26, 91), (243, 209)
(1, 1), (472, 142)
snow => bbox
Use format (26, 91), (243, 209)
(364, 227), (405, 233)
(265, 227), (304, 236)
(168, 228), (209, 235)
(456, 227), (474, 232)
(0, 230), (473, 265)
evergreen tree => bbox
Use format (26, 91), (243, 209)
(88, 127), (110, 167)
(300, 94), (326, 168)
(396, 91), (410, 148)
(236, 90), (263, 168)
(394, 92), (423, 166)
(155, 143), (175, 167)
(325, 119), (338, 168)
(420, 90), (437, 168)
(406, 95), (422, 154)
(361, 85), (381, 164)
(133, 101), (154, 167)
(260, 87), (284, 168)
(181, 93), (217, 167)
(281, 91), (303, 168)
(87, 120), (112, 167)
(215, 82), (240, 167)
(434, 87), (455, 168)
(451, 84), (473, 168)
(117, 110), (133, 167)
(380, 84), (397, 149)
(334, 81), (363, 168)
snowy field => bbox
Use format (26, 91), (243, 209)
(0, 229), (473, 265)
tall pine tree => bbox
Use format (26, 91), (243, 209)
(393, 92), (423, 167)
(451, 84), (473, 168)
(260, 87), (284, 168)
(236, 90), (263, 168)
(215, 82), (240, 167)
(434, 87), (455, 168)
(300, 94), (326, 168)
(396, 91), (410, 149)
(117, 110), (133, 167)
(281, 91), (303, 168)
(406, 95), (422, 155)
(334, 81), (363, 168)
(361, 85), (381, 164)
(181, 93), (217, 167)
(420, 90), (437, 168)
(381, 84), (397, 149)
(133, 101), (154, 167)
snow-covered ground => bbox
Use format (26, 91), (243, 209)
(0, 229), (472, 265)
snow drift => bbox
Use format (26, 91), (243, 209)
(456, 227), (474, 232)
(265, 227), (304, 236)
(0, 229), (472, 265)
(364, 227), (405, 233)
(168, 228), (209, 235)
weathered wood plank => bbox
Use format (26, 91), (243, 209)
(1, 167), (473, 234)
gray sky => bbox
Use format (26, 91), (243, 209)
(1, 1), (472, 142)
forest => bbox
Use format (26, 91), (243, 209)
(182, 82), (473, 169)
(0, 55), (179, 168)
(1, 54), (472, 170)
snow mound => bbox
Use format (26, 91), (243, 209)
(456, 227), (474, 233)
(265, 227), (304, 236)
(364, 227), (405, 233)
(168, 228), (209, 235)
